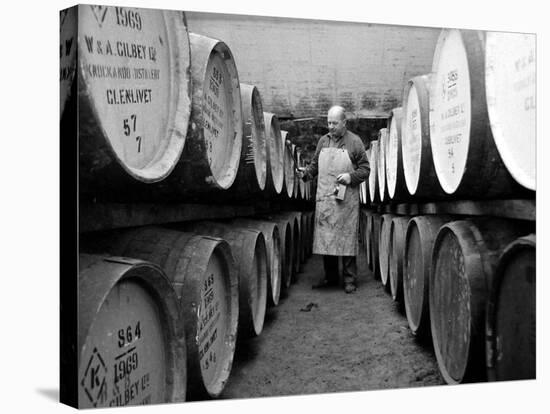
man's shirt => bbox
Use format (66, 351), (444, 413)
(303, 128), (370, 187)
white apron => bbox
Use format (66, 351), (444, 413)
(312, 147), (360, 256)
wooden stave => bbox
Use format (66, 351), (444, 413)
(370, 213), (382, 280)
(369, 140), (380, 204)
(291, 144), (299, 199)
(365, 210), (373, 272)
(389, 215), (410, 303)
(78, 253), (187, 406)
(386, 107), (408, 202)
(377, 129), (389, 203)
(379, 213), (398, 289)
(296, 148), (306, 200)
(299, 212), (308, 269)
(486, 234), (536, 381)
(429, 218), (529, 384)
(305, 211), (315, 258)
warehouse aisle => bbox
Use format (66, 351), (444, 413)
(220, 248), (444, 399)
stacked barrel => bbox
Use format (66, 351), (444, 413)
(64, 5), (315, 409)
(359, 29), (535, 384)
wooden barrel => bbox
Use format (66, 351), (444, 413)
(363, 210), (373, 271)
(297, 148), (306, 200)
(389, 216), (410, 303)
(176, 33), (243, 193)
(308, 210), (315, 257)
(402, 74), (447, 200)
(485, 32), (536, 191)
(291, 144), (299, 199)
(486, 234), (536, 381)
(377, 129), (389, 203)
(60, 6), (77, 119)
(386, 107), (408, 201)
(379, 214), (397, 290)
(264, 112), (284, 195)
(403, 215), (454, 338)
(359, 181), (367, 205)
(78, 254), (186, 408)
(369, 140), (380, 204)
(87, 227), (239, 398)
(429, 29), (523, 199)
(275, 212), (302, 279)
(370, 213), (382, 279)
(300, 212), (308, 268)
(77, 6), (192, 195)
(182, 222), (268, 338)
(430, 218), (528, 384)
(281, 131), (296, 198)
(260, 214), (293, 291)
(361, 149), (371, 206)
(358, 209), (365, 249)
(305, 211), (314, 258)
(228, 83), (267, 196)
(231, 218), (282, 307)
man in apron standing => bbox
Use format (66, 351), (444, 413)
(298, 106), (370, 293)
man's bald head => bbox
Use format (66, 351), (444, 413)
(328, 105), (346, 121)
(327, 105), (347, 138)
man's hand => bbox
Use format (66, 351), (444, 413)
(336, 173), (351, 185)
(296, 167), (306, 179)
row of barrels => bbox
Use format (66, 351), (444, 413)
(360, 28), (535, 205)
(76, 211), (314, 408)
(60, 5), (313, 203)
(359, 209), (535, 384)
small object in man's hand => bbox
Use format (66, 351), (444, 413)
(335, 184), (346, 200)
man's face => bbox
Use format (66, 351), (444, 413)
(327, 112), (346, 138)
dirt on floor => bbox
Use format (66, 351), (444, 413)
(218, 248), (444, 400)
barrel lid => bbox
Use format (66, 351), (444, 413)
(377, 130), (387, 201)
(78, 6), (192, 183)
(369, 140), (378, 202)
(429, 29), (472, 194)
(240, 84), (267, 191)
(485, 32), (536, 191)
(264, 112), (284, 194)
(386, 107), (403, 198)
(198, 39), (243, 189)
(402, 82), (423, 194)
(78, 254), (185, 407)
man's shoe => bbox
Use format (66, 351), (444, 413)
(312, 278), (337, 289)
(344, 283), (357, 294)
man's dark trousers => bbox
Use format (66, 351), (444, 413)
(323, 255), (357, 286)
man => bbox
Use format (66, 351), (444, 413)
(298, 105), (370, 294)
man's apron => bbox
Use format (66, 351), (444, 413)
(312, 147), (360, 256)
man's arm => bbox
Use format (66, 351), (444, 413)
(302, 136), (325, 182)
(349, 138), (370, 186)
